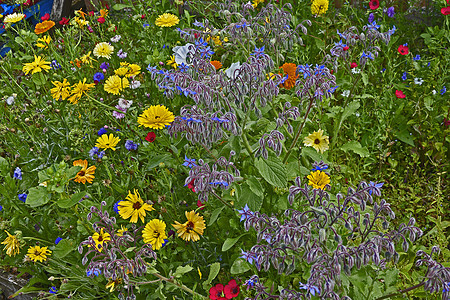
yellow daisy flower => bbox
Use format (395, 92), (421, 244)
(67, 78), (95, 104)
(307, 170), (330, 190)
(3, 13), (25, 23)
(27, 245), (51, 262)
(104, 75), (130, 95)
(303, 129), (329, 153)
(73, 159), (96, 184)
(155, 13), (179, 27)
(36, 35), (52, 49)
(142, 219), (167, 250)
(114, 67), (129, 77)
(106, 278), (122, 292)
(137, 105), (175, 129)
(166, 55), (178, 69)
(172, 210), (206, 242)
(50, 79), (71, 101)
(91, 228), (111, 252)
(116, 225), (128, 237)
(95, 134), (120, 151)
(80, 51), (94, 65)
(22, 55), (51, 75)
(118, 189), (154, 223)
(93, 42), (114, 59)
(311, 0), (329, 15)
(1, 230), (21, 257)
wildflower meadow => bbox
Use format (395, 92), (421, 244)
(0, 0), (449, 299)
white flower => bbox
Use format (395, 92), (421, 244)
(351, 68), (361, 74)
(225, 62), (242, 79)
(5, 94), (17, 105)
(110, 35), (121, 42)
(355, 112), (360, 117)
(432, 89), (437, 95)
(130, 80), (141, 89)
(414, 78), (423, 85)
(341, 90), (350, 97)
(172, 43), (195, 65)
(118, 98), (133, 109)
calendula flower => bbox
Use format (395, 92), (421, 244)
(210, 60), (222, 70)
(172, 210), (206, 242)
(137, 105), (175, 129)
(311, 0), (329, 15)
(95, 133), (120, 151)
(93, 42), (114, 59)
(114, 67), (129, 77)
(50, 79), (71, 100)
(36, 35), (52, 49)
(67, 78), (95, 104)
(118, 189), (154, 223)
(3, 12), (25, 23)
(120, 62), (141, 77)
(104, 75), (130, 95)
(280, 63), (298, 90)
(166, 55), (178, 69)
(34, 20), (55, 34)
(27, 245), (51, 262)
(307, 170), (330, 190)
(155, 13), (179, 27)
(91, 228), (111, 252)
(73, 159), (96, 184)
(142, 219), (167, 250)
(22, 55), (51, 75)
(1, 230), (21, 257)
(303, 130), (329, 153)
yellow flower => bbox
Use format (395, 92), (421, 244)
(118, 189), (154, 223)
(34, 20), (55, 34)
(50, 79), (71, 101)
(116, 225), (128, 237)
(92, 228), (111, 252)
(104, 75), (129, 95)
(80, 51), (94, 65)
(166, 55), (178, 69)
(36, 35), (52, 49)
(3, 13), (25, 23)
(137, 105), (175, 130)
(73, 159), (96, 184)
(303, 129), (329, 153)
(155, 13), (179, 27)
(172, 210), (206, 242)
(106, 278), (122, 292)
(1, 230), (21, 257)
(71, 16), (89, 27)
(252, 0), (264, 8)
(93, 42), (114, 59)
(119, 62), (141, 77)
(307, 170), (330, 190)
(22, 55), (51, 75)
(67, 78), (95, 104)
(311, 0), (329, 15)
(95, 133), (120, 151)
(27, 245), (51, 262)
(142, 219), (167, 250)
(114, 67), (129, 77)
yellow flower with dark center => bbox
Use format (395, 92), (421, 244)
(106, 278), (122, 292)
(34, 20), (55, 34)
(73, 159), (96, 184)
(137, 105), (175, 129)
(92, 228), (111, 252)
(1, 230), (21, 257)
(36, 35), (52, 49)
(27, 245), (51, 262)
(50, 79), (71, 101)
(118, 189), (154, 223)
(22, 55), (51, 75)
(303, 129), (329, 153)
(116, 225), (128, 237)
(307, 170), (330, 190)
(104, 75), (129, 95)
(142, 219), (167, 250)
(166, 56), (178, 69)
(93, 42), (114, 59)
(67, 78), (95, 104)
(172, 210), (206, 242)
(311, 0), (329, 15)
(3, 13), (25, 23)
(95, 134), (120, 151)
(155, 13), (179, 27)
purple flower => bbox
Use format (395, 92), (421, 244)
(89, 147), (105, 160)
(18, 193), (27, 202)
(237, 204), (254, 222)
(299, 282), (320, 296)
(93, 72), (105, 82)
(413, 54), (421, 61)
(0, 205), (3, 212)
(113, 105), (126, 119)
(240, 249), (257, 264)
(386, 6), (395, 18)
(13, 167), (22, 180)
(441, 86), (447, 95)
(117, 49), (127, 59)
(55, 237), (63, 245)
(368, 13), (375, 23)
(250, 46), (265, 59)
(100, 62), (109, 70)
(125, 140), (138, 151)
(402, 72), (407, 81)
(98, 128), (107, 136)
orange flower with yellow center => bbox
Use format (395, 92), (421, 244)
(73, 159), (96, 184)
(34, 20), (55, 34)
(279, 63), (298, 90)
(210, 60), (223, 70)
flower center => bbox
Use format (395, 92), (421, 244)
(186, 221), (195, 233)
(78, 171), (85, 176)
(153, 230), (160, 238)
(314, 138), (321, 144)
(133, 202), (142, 210)
(155, 115), (160, 119)
(98, 236), (103, 242)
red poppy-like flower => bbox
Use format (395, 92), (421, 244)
(59, 17), (69, 25)
(41, 13), (50, 21)
(442, 6), (450, 15)
(369, 0), (379, 9)
(141, 14), (146, 19)
(197, 200), (205, 210)
(350, 62), (358, 69)
(209, 284), (226, 300)
(398, 44), (409, 55)
(97, 17), (105, 23)
(395, 90), (406, 98)
(343, 46), (349, 51)
(224, 279), (240, 299)
(187, 179), (196, 193)
(88, 11), (95, 16)
(145, 132), (156, 142)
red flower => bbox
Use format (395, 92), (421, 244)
(397, 44), (409, 55)
(444, 118), (450, 127)
(145, 132), (156, 142)
(197, 200), (205, 210)
(187, 179), (196, 193)
(209, 284), (226, 300)
(442, 6), (450, 15)
(41, 13), (50, 21)
(88, 11), (95, 16)
(369, 0), (379, 9)
(141, 14), (146, 19)
(97, 17), (105, 23)
(224, 279), (240, 299)
(350, 62), (358, 69)
(59, 17), (69, 25)
(395, 90), (406, 98)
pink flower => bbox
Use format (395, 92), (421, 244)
(350, 62), (358, 69)
(41, 13), (50, 21)
(369, 0), (379, 9)
(395, 90), (406, 98)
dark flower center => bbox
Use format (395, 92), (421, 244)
(186, 221), (194, 233)
(153, 230), (160, 238)
(232, 286), (238, 294)
(98, 236), (103, 242)
(133, 202), (142, 210)
(314, 138), (321, 144)
(78, 171), (85, 176)
(155, 116), (160, 119)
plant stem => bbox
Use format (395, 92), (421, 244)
(146, 273), (208, 299)
(376, 281), (425, 300)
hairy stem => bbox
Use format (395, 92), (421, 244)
(376, 281), (425, 300)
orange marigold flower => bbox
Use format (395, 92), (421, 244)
(210, 60), (222, 70)
(34, 20), (55, 34)
(279, 63), (298, 90)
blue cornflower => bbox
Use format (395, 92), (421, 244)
(368, 181), (384, 195)
(440, 86), (447, 95)
(193, 20), (204, 28)
(368, 13), (374, 24)
(182, 155), (197, 168)
(113, 200), (122, 214)
(86, 268), (101, 277)
(386, 6), (395, 18)
(327, 86), (339, 93)
(250, 46), (265, 59)
(299, 282), (320, 296)
(413, 54), (421, 61)
(361, 51), (374, 60)
(366, 21), (380, 31)
(89, 147), (105, 160)
(381, 68), (386, 73)
(55, 237), (63, 245)
(237, 204), (254, 222)
(178, 63), (189, 72)
(125, 140), (139, 151)
(49, 286), (58, 294)
(51, 60), (62, 69)
(93, 72), (104, 82)
(0, 205), (3, 212)
(13, 167), (22, 180)
(100, 62), (109, 70)
(427, 62), (431, 67)
(18, 193), (27, 203)
(240, 249), (257, 264)
(98, 128), (107, 136)
(402, 72), (407, 81)
(143, 23), (150, 27)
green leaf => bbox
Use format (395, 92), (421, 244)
(222, 234), (247, 252)
(235, 183), (263, 212)
(230, 258), (251, 274)
(341, 141), (370, 157)
(202, 262), (220, 289)
(58, 192), (85, 208)
(53, 239), (75, 259)
(255, 155), (287, 188)
(112, 3), (132, 10)
(146, 154), (172, 170)
(340, 101), (360, 125)
(173, 265), (193, 278)
(361, 72), (368, 86)
(208, 206), (225, 226)
(395, 130), (414, 146)
(0, 157), (9, 176)
(26, 187), (51, 207)
(246, 176), (264, 197)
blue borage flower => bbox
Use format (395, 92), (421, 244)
(178, 63), (189, 72)
(51, 60), (61, 69)
(441, 86), (447, 95)
(361, 51), (374, 60)
(240, 249), (257, 264)
(236, 21), (249, 28)
(209, 181), (229, 187)
(193, 20), (204, 28)
(327, 86), (339, 93)
(311, 165), (329, 171)
(237, 204), (254, 222)
(368, 181), (384, 195)
(182, 155), (197, 168)
(86, 268), (101, 277)
(181, 117), (202, 123)
(250, 46), (265, 59)
(176, 86), (197, 97)
(49, 286), (58, 294)
(366, 21), (380, 31)
(13, 167), (22, 180)
(0, 205), (3, 212)
(18, 193), (27, 202)
(299, 282), (320, 296)
(55, 237), (63, 245)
